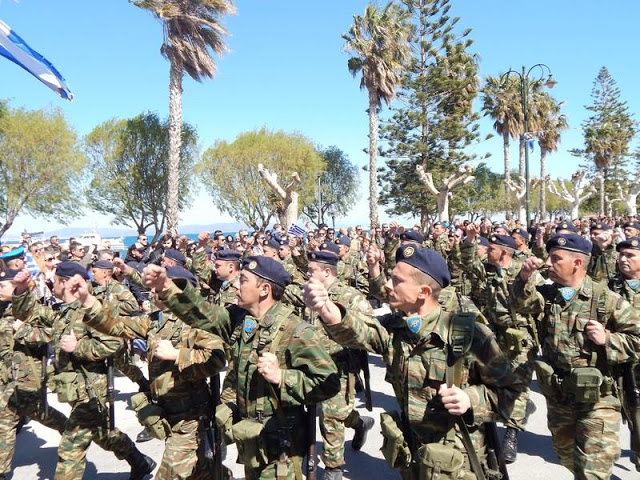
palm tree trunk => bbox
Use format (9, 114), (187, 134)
(599, 167), (605, 216)
(518, 136), (525, 178)
(167, 58), (183, 236)
(368, 90), (379, 228)
(540, 148), (547, 220)
(503, 130), (510, 187)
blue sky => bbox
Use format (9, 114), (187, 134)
(1, 0), (639, 236)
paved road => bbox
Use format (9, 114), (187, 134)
(10, 356), (637, 479)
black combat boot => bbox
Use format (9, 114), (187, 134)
(351, 416), (374, 451)
(137, 377), (151, 393)
(136, 428), (153, 443)
(502, 427), (518, 464)
(126, 449), (156, 480)
(323, 466), (343, 480)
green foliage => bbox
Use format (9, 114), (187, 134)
(199, 128), (325, 230)
(456, 163), (507, 219)
(84, 112), (198, 239)
(0, 104), (86, 238)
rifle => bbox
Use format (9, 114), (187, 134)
(622, 363), (640, 451)
(39, 351), (48, 420)
(359, 350), (372, 411)
(306, 404), (317, 480)
(484, 420), (509, 480)
(107, 357), (115, 430)
(210, 373), (224, 480)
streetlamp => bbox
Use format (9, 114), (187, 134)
(501, 64), (555, 224)
(316, 174), (323, 226)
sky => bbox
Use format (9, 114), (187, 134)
(1, 0), (639, 237)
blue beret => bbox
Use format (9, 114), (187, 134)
(166, 265), (197, 287)
(400, 231), (425, 243)
(488, 234), (517, 249)
(555, 221), (578, 233)
(624, 222), (640, 230)
(477, 236), (490, 247)
(336, 235), (351, 247)
(216, 249), (241, 262)
(278, 238), (290, 247)
(319, 242), (340, 255)
(164, 248), (186, 266)
(590, 222), (611, 232)
(93, 260), (114, 270)
(0, 246), (25, 261)
(242, 256), (291, 288)
(307, 250), (339, 266)
(395, 245), (450, 288)
(546, 233), (592, 255)
(511, 228), (530, 242)
(493, 224), (509, 232)
(617, 236), (640, 252)
(262, 237), (281, 250)
(0, 269), (20, 281)
(56, 261), (90, 280)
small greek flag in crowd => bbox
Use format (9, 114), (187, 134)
(287, 224), (306, 237)
(25, 250), (41, 277)
(0, 19), (73, 100)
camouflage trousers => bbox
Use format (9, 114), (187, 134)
(55, 397), (138, 480)
(319, 371), (360, 468)
(244, 455), (304, 480)
(114, 344), (146, 385)
(546, 394), (621, 480)
(157, 416), (214, 480)
(0, 388), (68, 474)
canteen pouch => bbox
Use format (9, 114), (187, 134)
(130, 391), (172, 440)
(380, 411), (411, 468)
(52, 371), (80, 403)
(533, 359), (556, 398)
(215, 403), (235, 445)
(418, 442), (465, 480)
(566, 367), (603, 403)
(231, 418), (267, 468)
(503, 327), (525, 354)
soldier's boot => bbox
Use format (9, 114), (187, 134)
(323, 467), (343, 480)
(136, 428), (153, 443)
(137, 376), (151, 393)
(502, 427), (518, 464)
(522, 399), (537, 426)
(351, 416), (374, 451)
(126, 449), (156, 480)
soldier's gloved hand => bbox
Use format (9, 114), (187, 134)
(67, 274), (95, 308)
(154, 339), (179, 361)
(585, 319), (607, 346)
(519, 257), (544, 282)
(303, 277), (329, 312)
(11, 269), (31, 294)
(142, 264), (172, 293)
(257, 352), (282, 384)
(439, 384), (471, 416)
(60, 330), (78, 353)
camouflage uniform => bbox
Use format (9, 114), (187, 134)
(324, 305), (522, 479)
(12, 290), (141, 480)
(337, 256), (369, 296)
(511, 274), (640, 479)
(82, 299), (227, 480)
(157, 282), (340, 480)
(587, 244), (618, 283)
(0, 301), (68, 477)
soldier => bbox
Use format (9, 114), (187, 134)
(511, 228), (533, 264)
(587, 222), (618, 282)
(11, 262), (155, 480)
(304, 245), (521, 480)
(142, 256), (340, 480)
(334, 237), (369, 295)
(305, 250), (374, 480)
(513, 233), (640, 479)
(0, 269), (69, 480)
(623, 221), (640, 239)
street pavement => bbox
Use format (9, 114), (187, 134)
(10, 355), (637, 480)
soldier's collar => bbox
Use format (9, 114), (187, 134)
(403, 306), (442, 340)
(257, 301), (284, 327)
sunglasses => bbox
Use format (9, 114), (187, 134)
(45, 257), (53, 261)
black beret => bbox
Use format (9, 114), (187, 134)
(488, 234), (517, 249)
(164, 248), (186, 266)
(400, 230), (425, 243)
(319, 242), (340, 255)
(0, 246), (25, 262)
(0, 269), (20, 281)
(616, 236), (640, 252)
(511, 228), (530, 242)
(166, 265), (197, 287)
(590, 222), (611, 232)
(242, 256), (291, 288)
(546, 233), (592, 255)
(623, 222), (640, 230)
(335, 235), (351, 247)
(555, 221), (578, 233)
(93, 260), (114, 270)
(216, 249), (241, 262)
(307, 250), (339, 266)
(477, 236), (490, 247)
(56, 261), (90, 280)
(262, 237), (281, 250)
(395, 244), (451, 288)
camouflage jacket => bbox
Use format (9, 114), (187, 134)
(325, 305), (521, 446)
(157, 282), (340, 421)
(609, 275), (640, 311)
(92, 279), (138, 315)
(588, 244), (619, 283)
(511, 275), (640, 375)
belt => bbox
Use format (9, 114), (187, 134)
(158, 389), (211, 415)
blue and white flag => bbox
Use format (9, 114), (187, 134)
(0, 19), (73, 100)
(287, 223), (306, 237)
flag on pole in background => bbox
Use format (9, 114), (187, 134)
(0, 19), (73, 100)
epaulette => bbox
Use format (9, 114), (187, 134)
(293, 322), (312, 338)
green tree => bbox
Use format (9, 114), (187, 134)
(343, 1), (411, 227)
(85, 112), (198, 240)
(458, 163), (506, 220)
(131, 0), (235, 235)
(303, 146), (360, 226)
(0, 104), (86, 238)
(199, 129), (325, 231)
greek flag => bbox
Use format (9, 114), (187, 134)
(0, 19), (73, 100)
(287, 224), (306, 237)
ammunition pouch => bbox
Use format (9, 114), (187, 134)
(231, 418), (266, 468)
(503, 327), (525, 354)
(52, 371), (80, 403)
(565, 367), (604, 404)
(418, 443), (465, 480)
(215, 403), (235, 445)
(533, 359), (559, 398)
(130, 391), (172, 440)
(380, 411), (411, 469)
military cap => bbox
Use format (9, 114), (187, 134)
(0, 269), (20, 281)
(400, 230), (425, 243)
(395, 244), (451, 288)
(0, 246), (25, 262)
(616, 236), (640, 252)
(477, 236), (490, 247)
(335, 235), (351, 247)
(307, 250), (339, 266)
(590, 222), (611, 231)
(319, 242), (340, 255)
(623, 221), (640, 230)
(164, 248), (186, 266)
(216, 249), (241, 262)
(55, 261), (90, 280)
(488, 234), (517, 249)
(242, 255), (291, 288)
(511, 228), (530, 242)
(432, 221), (443, 227)
(262, 237), (281, 251)
(555, 221), (578, 233)
(166, 265), (197, 287)
(278, 238), (290, 248)
(93, 260), (114, 270)
(493, 223), (509, 232)
(546, 233), (592, 255)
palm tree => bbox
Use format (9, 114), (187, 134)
(343, 2), (411, 228)
(131, 0), (235, 235)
